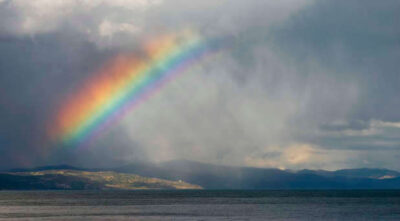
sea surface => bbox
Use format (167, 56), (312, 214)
(0, 190), (399, 220)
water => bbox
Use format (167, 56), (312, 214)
(0, 190), (399, 220)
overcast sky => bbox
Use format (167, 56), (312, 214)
(1, 0), (399, 170)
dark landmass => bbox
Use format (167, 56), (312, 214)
(0, 170), (201, 190)
(2, 160), (400, 190)
(114, 160), (400, 189)
(297, 168), (400, 179)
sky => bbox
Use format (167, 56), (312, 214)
(0, 0), (400, 170)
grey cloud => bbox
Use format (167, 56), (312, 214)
(269, 0), (400, 167)
(272, 0), (400, 122)
(0, 0), (399, 170)
(0, 31), (128, 168)
(319, 120), (370, 132)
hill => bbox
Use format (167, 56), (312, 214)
(0, 170), (202, 190)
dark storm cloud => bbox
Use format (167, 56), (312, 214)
(270, 0), (400, 158)
(0, 30), (134, 168)
(0, 0), (399, 170)
(273, 0), (400, 121)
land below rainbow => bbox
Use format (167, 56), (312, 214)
(1, 160), (400, 190)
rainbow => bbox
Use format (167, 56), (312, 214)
(49, 31), (226, 147)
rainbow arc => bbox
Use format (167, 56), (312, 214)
(48, 31), (226, 147)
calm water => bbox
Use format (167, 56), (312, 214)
(0, 190), (399, 220)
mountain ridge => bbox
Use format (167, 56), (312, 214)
(3, 160), (400, 190)
(114, 160), (400, 189)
